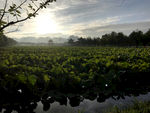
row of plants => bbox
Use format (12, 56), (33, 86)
(0, 46), (150, 92)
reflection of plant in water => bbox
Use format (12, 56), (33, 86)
(0, 47), (150, 112)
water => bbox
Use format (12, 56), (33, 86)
(1, 77), (150, 113)
(1, 91), (150, 113)
(2, 92), (146, 113)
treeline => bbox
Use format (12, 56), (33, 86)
(68, 29), (150, 47)
(0, 32), (17, 47)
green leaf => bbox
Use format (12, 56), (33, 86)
(28, 13), (34, 18)
(16, 73), (27, 84)
(43, 74), (50, 82)
(16, 10), (21, 14)
(28, 75), (37, 86)
(0, 21), (7, 25)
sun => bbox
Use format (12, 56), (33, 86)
(35, 14), (59, 34)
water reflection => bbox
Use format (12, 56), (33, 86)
(34, 92), (150, 113)
(1, 71), (150, 113)
(1, 87), (150, 113)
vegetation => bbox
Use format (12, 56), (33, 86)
(48, 39), (53, 45)
(0, 46), (150, 112)
(105, 100), (150, 113)
(0, 32), (17, 47)
(68, 29), (150, 47)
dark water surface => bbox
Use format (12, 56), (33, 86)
(1, 70), (150, 113)
(35, 92), (150, 113)
(2, 92), (150, 113)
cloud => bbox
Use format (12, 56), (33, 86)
(65, 16), (120, 36)
(53, 0), (118, 24)
(57, 14), (135, 36)
(3, 0), (150, 38)
(51, 0), (150, 25)
(78, 21), (150, 37)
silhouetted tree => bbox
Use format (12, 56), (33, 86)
(0, 32), (17, 46)
(68, 29), (150, 47)
(76, 37), (85, 46)
(68, 38), (74, 45)
(100, 34), (109, 46)
(129, 30), (143, 47)
(143, 29), (150, 46)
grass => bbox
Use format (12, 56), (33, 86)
(104, 100), (150, 113)
(76, 100), (150, 113)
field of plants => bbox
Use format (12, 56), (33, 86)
(0, 46), (150, 112)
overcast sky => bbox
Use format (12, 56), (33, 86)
(3, 0), (150, 38)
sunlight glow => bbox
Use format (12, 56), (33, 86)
(35, 14), (59, 34)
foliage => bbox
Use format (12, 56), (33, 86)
(0, 46), (150, 92)
(48, 39), (53, 45)
(68, 38), (74, 45)
(105, 101), (150, 113)
(0, 33), (17, 46)
(0, 0), (56, 32)
(68, 29), (150, 47)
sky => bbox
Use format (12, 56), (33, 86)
(1, 0), (150, 38)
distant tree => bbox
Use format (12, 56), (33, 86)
(0, 0), (56, 33)
(110, 32), (118, 46)
(48, 39), (53, 45)
(76, 37), (85, 46)
(143, 29), (150, 46)
(129, 30), (143, 47)
(86, 37), (92, 45)
(68, 35), (79, 42)
(93, 37), (101, 46)
(101, 34), (109, 46)
(68, 38), (74, 45)
(116, 32), (128, 46)
(68, 29), (150, 47)
(0, 32), (17, 46)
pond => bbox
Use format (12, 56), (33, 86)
(1, 71), (150, 113)
(1, 89), (150, 113)
(33, 92), (150, 113)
